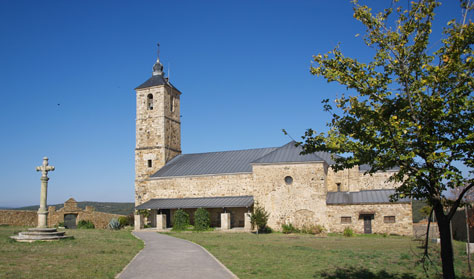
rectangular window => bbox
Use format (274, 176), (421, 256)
(336, 183), (341, 192)
(147, 160), (152, 168)
(341, 216), (352, 224)
(384, 216), (396, 223)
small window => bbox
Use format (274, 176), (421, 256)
(284, 176), (293, 185)
(341, 216), (352, 224)
(147, 160), (152, 168)
(384, 216), (396, 223)
(336, 183), (341, 192)
(170, 95), (174, 112)
(147, 94), (153, 110)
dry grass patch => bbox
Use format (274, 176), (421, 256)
(0, 226), (143, 279)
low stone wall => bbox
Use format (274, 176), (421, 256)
(0, 210), (37, 227)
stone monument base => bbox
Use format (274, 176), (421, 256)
(10, 227), (73, 242)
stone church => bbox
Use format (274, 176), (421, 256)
(133, 52), (413, 236)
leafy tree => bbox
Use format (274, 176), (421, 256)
(300, 1), (473, 278)
(172, 209), (190, 231)
(250, 203), (270, 233)
(194, 208), (211, 231)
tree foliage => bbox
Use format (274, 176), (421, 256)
(172, 209), (190, 231)
(301, 1), (473, 278)
(250, 203), (270, 233)
(194, 208), (211, 231)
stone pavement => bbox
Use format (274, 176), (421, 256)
(117, 231), (237, 279)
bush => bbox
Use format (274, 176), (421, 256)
(282, 223), (299, 234)
(77, 220), (95, 229)
(343, 227), (354, 237)
(301, 224), (326, 235)
(194, 208), (211, 231)
(173, 209), (190, 231)
(118, 215), (133, 228)
(108, 218), (121, 230)
(250, 203), (270, 233)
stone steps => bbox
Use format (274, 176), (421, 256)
(10, 227), (72, 242)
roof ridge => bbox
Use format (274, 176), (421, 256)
(179, 146), (279, 156)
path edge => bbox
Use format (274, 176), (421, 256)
(115, 231), (146, 279)
(174, 234), (239, 279)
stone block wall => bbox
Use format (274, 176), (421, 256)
(135, 85), (181, 181)
(327, 202), (413, 236)
(0, 210), (37, 227)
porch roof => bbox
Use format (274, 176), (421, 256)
(135, 195), (254, 210)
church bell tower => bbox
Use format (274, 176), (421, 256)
(134, 45), (181, 180)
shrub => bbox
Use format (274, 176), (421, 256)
(194, 208), (210, 231)
(301, 224), (326, 235)
(343, 227), (354, 237)
(118, 216), (131, 228)
(282, 223), (299, 234)
(108, 218), (121, 230)
(173, 209), (190, 231)
(77, 220), (95, 229)
(250, 203), (270, 233)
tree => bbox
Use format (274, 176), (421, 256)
(300, 1), (474, 278)
(250, 203), (270, 233)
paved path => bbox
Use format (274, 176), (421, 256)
(117, 231), (237, 279)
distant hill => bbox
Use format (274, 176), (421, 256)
(14, 201), (135, 215)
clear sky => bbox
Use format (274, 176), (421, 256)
(0, 0), (466, 207)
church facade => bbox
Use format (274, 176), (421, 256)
(133, 53), (413, 236)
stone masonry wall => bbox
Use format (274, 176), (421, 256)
(135, 85), (181, 181)
(138, 162), (330, 230)
(0, 210), (37, 227)
(327, 202), (413, 235)
(326, 167), (399, 192)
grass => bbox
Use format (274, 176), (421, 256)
(167, 232), (473, 279)
(0, 226), (143, 279)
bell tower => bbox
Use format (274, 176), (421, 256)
(134, 45), (181, 180)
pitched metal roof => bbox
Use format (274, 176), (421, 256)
(135, 195), (254, 210)
(251, 141), (333, 164)
(326, 189), (410, 205)
(151, 141), (339, 178)
(151, 147), (278, 178)
(135, 74), (180, 91)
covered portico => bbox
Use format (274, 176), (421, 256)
(135, 195), (254, 231)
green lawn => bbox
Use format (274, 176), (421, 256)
(168, 232), (473, 279)
(0, 226), (143, 279)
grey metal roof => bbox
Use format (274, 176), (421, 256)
(251, 141), (335, 164)
(326, 189), (410, 205)
(151, 147), (278, 178)
(151, 141), (341, 178)
(135, 74), (180, 91)
(136, 195), (254, 210)
(359, 164), (400, 173)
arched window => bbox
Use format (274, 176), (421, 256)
(147, 94), (153, 110)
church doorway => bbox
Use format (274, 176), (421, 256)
(361, 214), (374, 234)
(64, 214), (77, 229)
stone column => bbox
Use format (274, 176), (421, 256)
(244, 213), (252, 231)
(134, 214), (144, 230)
(221, 213), (231, 230)
(156, 214), (167, 230)
(150, 209), (157, 228)
(35, 157), (55, 228)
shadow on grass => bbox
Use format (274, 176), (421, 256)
(314, 267), (417, 279)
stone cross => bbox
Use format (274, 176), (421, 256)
(36, 157), (55, 228)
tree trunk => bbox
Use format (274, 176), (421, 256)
(435, 206), (456, 279)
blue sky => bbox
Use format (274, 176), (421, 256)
(0, 0), (466, 207)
